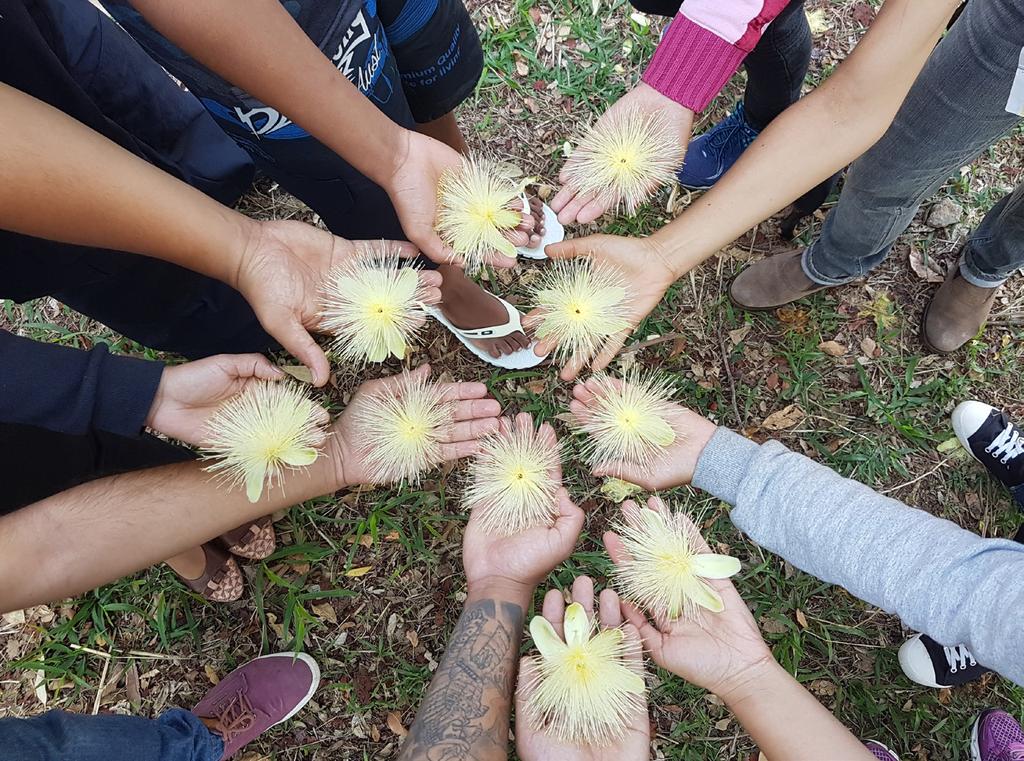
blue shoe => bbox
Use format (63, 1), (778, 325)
(677, 101), (760, 190)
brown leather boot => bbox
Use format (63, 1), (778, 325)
(728, 248), (834, 310)
(921, 267), (999, 353)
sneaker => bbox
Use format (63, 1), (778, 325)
(952, 401), (1024, 510)
(193, 652), (320, 759)
(971, 709), (1024, 761)
(865, 740), (900, 760)
(677, 101), (760, 190)
(898, 633), (989, 688)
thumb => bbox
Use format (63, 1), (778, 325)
(272, 316), (331, 388)
(414, 229), (458, 266)
(593, 460), (647, 487)
(544, 236), (589, 260)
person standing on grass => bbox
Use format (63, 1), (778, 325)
(0, 653), (321, 761)
(541, 0), (1024, 377)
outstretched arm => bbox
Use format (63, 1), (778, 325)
(400, 416), (585, 759)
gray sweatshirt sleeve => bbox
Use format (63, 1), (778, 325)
(692, 427), (1024, 686)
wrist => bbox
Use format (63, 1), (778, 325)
(227, 214), (264, 291)
(466, 575), (534, 608)
(144, 366), (170, 433)
(714, 654), (785, 708)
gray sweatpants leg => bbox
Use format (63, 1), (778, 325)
(802, 0), (1024, 287)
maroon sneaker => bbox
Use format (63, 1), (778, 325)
(972, 709), (1024, 761)
(193, 652), (320, 759)
(865, 740), (900, 760)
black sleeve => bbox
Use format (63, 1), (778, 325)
(0, 330), (164, 438)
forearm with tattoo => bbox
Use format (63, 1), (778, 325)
(399, 598), (525, 761)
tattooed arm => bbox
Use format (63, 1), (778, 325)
(399, 584), (528, 761)
(400, 417), (587, 760)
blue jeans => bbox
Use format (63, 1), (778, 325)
(802, 0), (1024, 287)
(0, 709), (223, 761)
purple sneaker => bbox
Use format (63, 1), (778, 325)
(193, 652), (320, 760)
(972, 709), (1024, 761)
(865, 740), (900, 760)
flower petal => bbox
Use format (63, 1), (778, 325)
(280, 447), (319, 467)
(244, 461), (268, 503)
(394, 266), (419, 299)
(563, 602), (590, 647)
(692, 553), (741, 580)
(529, 615), (566, 659)
(641, 415), (676, 447)
(384, 327), (407, 360)
(689, 578), (726, 613)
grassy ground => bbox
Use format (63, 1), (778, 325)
(3, 1), (1024, 759)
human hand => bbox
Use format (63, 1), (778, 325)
(550, 82), (693, 225)
(234, 219), (422, 387)
(606, 499), (772, 698)
(569, 380), (717, 490)
(463, 415), (585, 602)
(515, 576), (650, 761)
(528, 234), (677, 380)
(145, 353), (296, 446)
(326, 364), (501, 488)
(384, 131), (535, 267)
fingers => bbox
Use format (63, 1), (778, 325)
(549, 183), (575, 214)
(436, 380), (492, 402)
(593, 459), (647, 486)
(453, 398), (502, 421)
(415, 230), (458, 266)
(559, 353), (588, 383)
(589, 331), (629, 374)
(576, 196), (611, 225)
(439, 439), (484, 462)
(620, 600), (666, 655)
(571, 382), (597, 406)
(542, 587), (566, 640)
(599, 588), (623, 628)
(419, 270), (443, 288)
(603, 530), (631, 566)
(570, 576), (595, 620)
(274, 317), (331, 387)
(442, 417), (500, 443)
(556, 187), (599, 225)
(226, 353), (286, 381)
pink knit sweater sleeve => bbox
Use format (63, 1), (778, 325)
(641, 0), (791, 111)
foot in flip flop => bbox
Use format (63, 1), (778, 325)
(437, 265), (532, 359)
(508, 195), (564, 260)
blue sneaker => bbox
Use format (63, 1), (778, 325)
(677, 102), (760, 190)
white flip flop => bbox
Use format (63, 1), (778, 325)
(428, 292), (547, 370)
(515, 194), (564, 260)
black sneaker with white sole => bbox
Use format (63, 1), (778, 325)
(952, 401), (1024, 510)
(898, 633), (990, 688)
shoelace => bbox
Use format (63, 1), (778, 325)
(213, 691), (257, 743)
(943, 644), (977, 673)
(1009, 746), (1024, 761)
(986, 423), (1024, 464)
(704, 111), (757, 153)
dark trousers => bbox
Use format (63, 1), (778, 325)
(628, 0), (811, 129)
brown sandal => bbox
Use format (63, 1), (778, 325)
(219, 516), (276, 560)
(176, 542), (244, 603)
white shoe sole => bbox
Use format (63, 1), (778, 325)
(428, 296), (547, 370)
(970, 714), (983, 761)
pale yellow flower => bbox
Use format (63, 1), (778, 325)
(463, 424), (561, 535)
(436, 155), (523, 272)
(528, 259), (631, 364)
(351, 371), (456, 484)
(524, 602), (646, 747)
(202, 381), (328, 502)
(600, 477), (644, 503)
(613, 500), (741, 620)
(575, 370), (677, 468)
(318, 245), (432, 364)
(561, 107), (683, 216)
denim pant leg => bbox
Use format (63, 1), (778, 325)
(0, 709), (223, 761)
(961, 181), (1024, 286)
(803, 0), (1024, 286)
(742, 0), (811, 131)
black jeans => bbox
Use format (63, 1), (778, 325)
(629, 0), (811, 130)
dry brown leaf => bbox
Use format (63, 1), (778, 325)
(406, 629), (420, 648)
(387, 711), (409, 737)
(204, 665), (220, 685)
(795, 609), (809, 629)
(761, 403), (804, 431)
(311, 602), (338, 625)
(728, 325), (752, 346)
(908, 246), (946, 283)
(280, 365), (314, 384)
(818, 340), (847, 357)
(860, 337), (878, 357)
(346, 566), (373, 578)
(714, 717), (732, 731)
